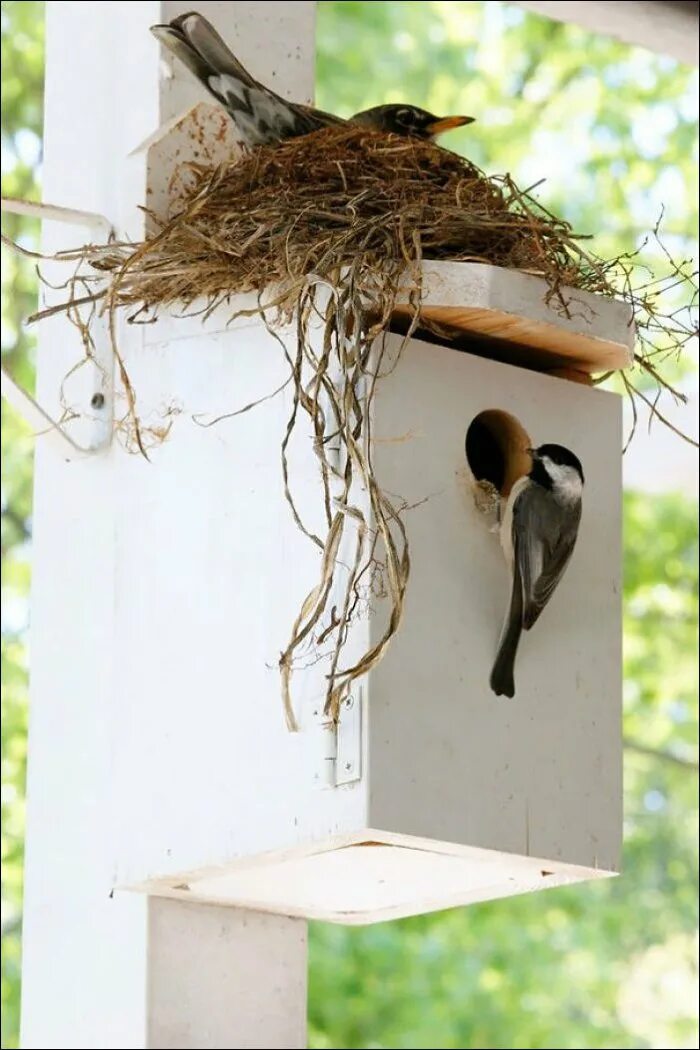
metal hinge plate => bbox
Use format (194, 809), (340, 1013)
(335, 689), (362, 786)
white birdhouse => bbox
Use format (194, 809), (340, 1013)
(18, 5), (630, 1047)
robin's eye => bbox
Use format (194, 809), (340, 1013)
(395, 107), (413, 126)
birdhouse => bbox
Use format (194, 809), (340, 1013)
(18, 5), (629, 1048)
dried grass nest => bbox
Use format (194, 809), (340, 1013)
(78, 123), (625, 310)
(17, 124), (698, 727)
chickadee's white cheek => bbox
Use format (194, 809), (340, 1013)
(558, 473), (583, 501)
(542, 459), (583, 502)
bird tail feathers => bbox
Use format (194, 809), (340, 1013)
(151, 12), (258, 96)
(489, 558), (523, 699)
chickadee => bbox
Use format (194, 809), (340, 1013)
(490, 444), (584, 699)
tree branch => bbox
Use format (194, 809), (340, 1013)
(624, 738), (699, 771)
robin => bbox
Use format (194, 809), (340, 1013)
(151, 12), (474, 148)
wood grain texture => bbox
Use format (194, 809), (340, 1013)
(395, 260), (635, 375)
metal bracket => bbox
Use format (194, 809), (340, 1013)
(1, 197), (115, 457)
(335, 689), (362, 786)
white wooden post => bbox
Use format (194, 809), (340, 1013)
(20, 4), (316, 1048)
(147, 901), (307, 1050)
(517, 1), (699, 65)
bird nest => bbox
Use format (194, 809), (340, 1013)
(15, 124), (698, 727)
(67, 124), (625, 309)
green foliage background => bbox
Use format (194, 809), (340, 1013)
(1, 2), (697, 1047)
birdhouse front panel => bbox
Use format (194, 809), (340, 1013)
(366, 334), (622, 876)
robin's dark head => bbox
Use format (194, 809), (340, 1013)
(351, 104), (475, 141)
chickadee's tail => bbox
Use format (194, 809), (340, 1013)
(489, 559), (523, 699)
(151, 11), (258, 101)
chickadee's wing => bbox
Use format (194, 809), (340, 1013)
(514, 485), (581, 631)
(526, 523), (580, 628)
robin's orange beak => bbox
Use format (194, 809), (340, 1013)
(426, 115), (475, 135)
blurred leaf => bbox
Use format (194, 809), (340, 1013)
(1, 4), (43, 1047)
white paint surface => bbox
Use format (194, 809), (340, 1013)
(148, 901), (307, 1049)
